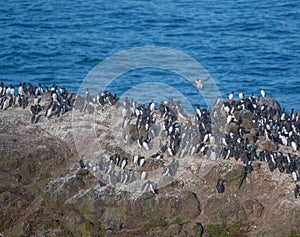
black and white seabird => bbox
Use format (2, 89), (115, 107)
(162, 166), (170, 176)
(228, 91), (234, 101)
(121, 158), (128, 169)
(149, 182), (158, 195)
(133, 155), (139, 166)
(142, 181), (158, 195)
(215, 96), (221, 106)
(141, 171), (148, 180)
(291, 141), (297, 152)
(142, 140), (150, 151)
(295, 184), (300, 198)
(292, 171), (298, 182)
(149, 99), (155, 112)
(193, 76), (210, 90)
(216, 179), (225, 193)
(151, 153), (163, 160)
(196, 104), (201, 118)
(98, 179), (106, 187)
(167, 146), (175, 156)
(79, 158), (85, 169)
(159, 139), (168, 153)
(260, 89), (266, 98)
(139, 157), (146, 167)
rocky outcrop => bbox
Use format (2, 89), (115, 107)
(257, 97), (281, 118)
(41, 174), (201, 236)
(1, 98), (300, 237)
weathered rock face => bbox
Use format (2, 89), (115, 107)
(42, 175), (201, 236)
(0, 109), (203, 237)
(0, 111), (75, 237)
(1, 103), (300, 237)
(257, 97), (281, 115)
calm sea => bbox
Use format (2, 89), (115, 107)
(0, 0), (299, 111)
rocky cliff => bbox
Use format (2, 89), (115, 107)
(1, 95), (300, 237)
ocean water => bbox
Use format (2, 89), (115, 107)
(0, 0), (299, 111)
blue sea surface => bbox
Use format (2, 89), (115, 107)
(0, 0), (299, 111)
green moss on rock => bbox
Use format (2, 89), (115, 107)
(40, 199), (46, 207)
(207, 221), (241, 237)
(141, 195), (155, 218)
(80, 222), (93, 237)
(78, 198), (97, 223)
(54, 230), (76, 237)
(62, 212), (84, 234)
(79, 221), (107, 237)
(289, 230), (300, 237)
(38, 172), (52, 181)
(7, 221), (31, 237)
(140, 218), (168, 235)
(0, 156), (19, 172)
(167, 223), (182, 236)
(10, 222), (23, 237)
(43, 219), (60, 229)
(224, 166), (244, 186)
(22, 178), (32, 185)
(129, 124), (139, 141)
(179, 222), (203, 237)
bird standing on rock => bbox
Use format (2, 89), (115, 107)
(142, 181), (158, 195)
(149, 99), (155, 112)
(295, 184), (300, 198)
(216, 179), (225, 193)
(260, 89), (266, 98)
(228, 91), (234, 100)
(79, 158), (85, 169)
(121, 158), (128, 169)
(214, 96), (221, 106)
(291, 141), (297, 152)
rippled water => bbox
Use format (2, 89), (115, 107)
(0, 0), (299, 111)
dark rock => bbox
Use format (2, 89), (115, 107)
(43, 176), (85, 210)
(225, 123), (239, 134)
(257, 229), (282, 237)
(242, 199), (264, 221)
(140, 193), (156, 218)
(206, 197), (245, 226)
(171, 191), (201, 220)
(129, 124), (139, 141)
(224, 166), (245, 189)
(234, 109), (254, 121)
(1, 94), (300, 237)
(5, 221), (31, 237)
(257, 139), (277, 152)
(206, 221), (242, 237)
(257, 97), (281, 118)
(76, 168), (89, 177)
(167, 223), (182, 236)
(179, 222), (203, 237)
(243, 133), (256, 144)
(58, 187), (201, 236)
(241, 118), (257, 130)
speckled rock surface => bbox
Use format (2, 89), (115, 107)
(1, 97), (300, 237)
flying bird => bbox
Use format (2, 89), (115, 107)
(193, 76), (210, 90)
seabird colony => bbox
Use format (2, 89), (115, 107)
(1, 82), (300, 197)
